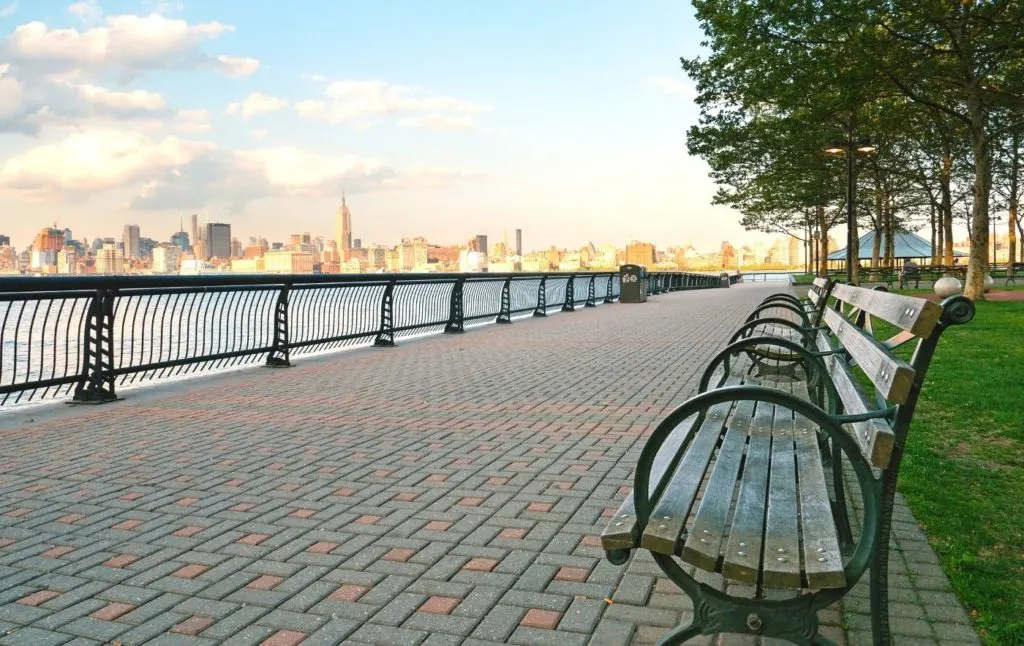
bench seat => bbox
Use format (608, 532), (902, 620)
(602, 372), (847, 591)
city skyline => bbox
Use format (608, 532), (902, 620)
(0, 0), (768, 252)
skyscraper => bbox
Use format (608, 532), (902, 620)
(205, 223), (231, 259)
(515, 229), (522, 256)
(475, 235), (488, 256)
(190, 214), (199, 247)
(337, 193), (352, 262)
(123, 225), (141, 260)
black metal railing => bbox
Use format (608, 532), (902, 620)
(0, 270), (721, 407)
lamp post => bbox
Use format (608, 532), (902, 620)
(825, 137), (876, 283)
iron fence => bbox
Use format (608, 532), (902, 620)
(0, 270), (721, 407)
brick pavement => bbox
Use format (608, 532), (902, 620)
(0, 285), (978, 645)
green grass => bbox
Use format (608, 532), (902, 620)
(885, 299), (1024, 644)
(791, 273), (815, 284)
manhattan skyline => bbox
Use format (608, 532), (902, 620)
(0, 0), (771, 251)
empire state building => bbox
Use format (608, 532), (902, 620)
(337, 193), (352, 261)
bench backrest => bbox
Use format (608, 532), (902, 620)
(806, 277), (832, 324)
(816, 283), (974, 468)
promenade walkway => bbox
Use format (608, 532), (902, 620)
(0, 285), (977, 645)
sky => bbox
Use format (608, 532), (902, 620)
(0, 0), (761, 253)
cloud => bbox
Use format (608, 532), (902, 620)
(3, 13), (253, 77)
(216, 55), (260, 78)
(0, 129), (213, 194)
(649, 77), (696, 99)
(174, 108), (211, 133)
(252, 129), (268, 140)
(0, 2), (17, 19)
(68, 0), (102, 24)
(226, 92), (288, 119)
(294, 79), (489, 129)
(397, 115), (475, 132)
(0, 129), (477, 209)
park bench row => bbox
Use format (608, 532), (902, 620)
(828, 262), (1023, 289)
(600, 277), (975, 645)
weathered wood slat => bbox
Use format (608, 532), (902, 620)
(640, 397), (734, 555)
(679, 399), (757, 570)
(830, 283), (942, 336)
(821, 307), (915, 404)
(815, 330), (895, 468)
(762, 405), (802, 588)
(602, 375), (740, 550)
(721, 400), (774, 584)
(793, 409), (846, 589)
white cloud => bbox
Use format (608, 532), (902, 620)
(0, 64), (25, 120)
(68, 0), (102, 25)
(397, 115), (475, 132)
(251, 129), (268, 140)
(649, 77), (696, 99)
(0, 129), (477, 209)
(216, 54), (260, 78)
(0, 129), (213, 194)
(67, 82), (165, 111)
(0, 2), (17, 18)
(295, 79), (489, 130)
(174, 108), (211, 133)
(226, 92), (288, 119)
(4, 14), (244, 75)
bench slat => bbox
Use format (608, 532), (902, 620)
(762, 405), (802, 588)
(679, 399), (756, 570)
(601, 376), (741, 551)
(640, 398), (733, 555)
(822, 307), (915, 404)
(721, 400), (774, 584)
(829, 283), (942, 336)
(815, 329), (895, 468)
(793, 409), (846, 589)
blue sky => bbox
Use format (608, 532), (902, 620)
(0, 0), (755, 252)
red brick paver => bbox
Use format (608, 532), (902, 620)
(0, 287), (973, 645)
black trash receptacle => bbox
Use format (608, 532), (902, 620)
(720, 272), (731, 288)
(620, 264), (647, 303)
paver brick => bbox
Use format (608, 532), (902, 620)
(0, 286), (976, 646)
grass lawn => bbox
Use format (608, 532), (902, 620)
(889, 297), (1024, 644)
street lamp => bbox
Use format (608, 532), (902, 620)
(992, 214), (1002, 268)
(825, 136), (877, 283)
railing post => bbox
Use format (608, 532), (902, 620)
(562, 274), (575, 312)
(533, 276), (547, 317)
(496, 277), (513, 324)
(265, 284), (292, 367)
(72, 288), (118, 404)
(374, 279), (396, 346)
(585, 275), (596, 307)
(604, 274), (615, 303)
(444, 277), (466, 334)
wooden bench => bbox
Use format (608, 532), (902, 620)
(600, 284), (975, 645)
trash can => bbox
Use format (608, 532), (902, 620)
(620, 264), (647, 303)
(720, 272), (731, 288)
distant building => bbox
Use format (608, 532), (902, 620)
(33, 227), (66, 253)
(264, 249), (313, 273)
(95, 241), (124, 274)
(625, 241), (656, 267)
(205, 223), (231, 259)
(30, 249), (57, 269)
(515, 229), (522, 257)
(123, 224), (141, 259)
(63, 228), (73, 245)
(474, 234), (488, 255)
(353, 238), (362, 250)
(151, 245), (179, 274)
(459, 249), (488, 273)
(230, 257), (265, 273)
(366, 245), (387, 270)
(231, 237), (243, 258)
(190, 214), (199, 247)
(337, 193), (353, 261)
(193, 239), (207, 261)
(57, 247), (77, 274)
(0, 235), (10, 247)
(171, 230), (191, 252)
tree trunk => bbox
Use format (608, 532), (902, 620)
(940, 149), (954, 265)
(930, 202), (938, 264)
(963, 92), (991, 301)
(817, 204), (828, 277)
(885, 208), (896, 268)
(1009, 133), (1019, 275)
